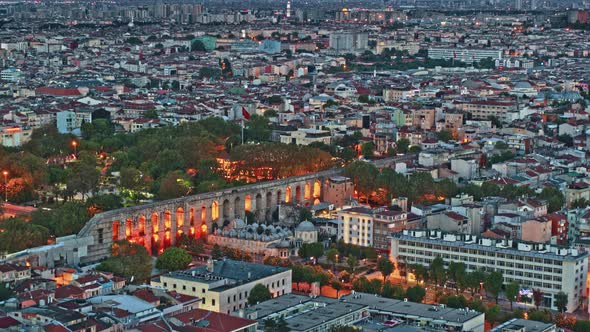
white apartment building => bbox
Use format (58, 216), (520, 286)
(152, 259), (292, 315)
(390, 230), (588, 313)
(428, 48), (503, 63)
(337, 207), (374, 247)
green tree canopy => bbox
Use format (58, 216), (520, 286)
(97, 240), (152, 283)
(248, 283), (272, 305)
(156, 247), (192, 271)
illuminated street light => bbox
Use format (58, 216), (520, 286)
(72, 141), (78, 156)
(2, 171), (7, 202)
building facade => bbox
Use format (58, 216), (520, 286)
(390, 230), (588, 313)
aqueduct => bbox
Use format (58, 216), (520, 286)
(77, 168), (340, 263)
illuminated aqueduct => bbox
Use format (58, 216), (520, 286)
(77, 168), (340, 263)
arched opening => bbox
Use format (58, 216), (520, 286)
(189, 208), (195, 227)
(276, 190), (282, 204)
(138, 216), (146, 236)
(201, 224), (208, 235)
(313, 180), (321, 198)
(176, 207), (185, 228)
(151, 234), (160, 255)
(285, 187), (292, 204)
(112, 221), (120, 242)
(304, 183), (311, 200)
(164, 211), (172, 230)
(211, 201), (219, 220)
(295, 186), (302, 203)
(201, 206), (207, 223)
(255, 193), (262, 212)
(266, 192), (272, 209)
(245, 195), (252, 212)
(314, 198), (321, 205)
(151, 213), (159, 233)
(125, 219), (133, 240)
(234, 196), (242, 218)
(222, 199), (230, 219)
(176, 229), (183, 241)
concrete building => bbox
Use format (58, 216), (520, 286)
(337, 207), (374, 247)
(1, 126), (32, 147)
(152, 259), (292, 315)
(329, 31), (368, 53)
(390, 230), (588, 312)
(521, 219), (552, 243)
(450, 158), (479, 180)
(428, 48), (503, 63)
(373, 210), (414, 251)
(279, 128), (332, 145)
(322, 176), (354, 207)
(341, 292), (485, 332)
(242, 294), (369, 332)
(490, 318), (556, 332)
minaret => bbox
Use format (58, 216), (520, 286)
(286, 0), (291, 18)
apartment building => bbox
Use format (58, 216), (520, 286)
(390, 230), (588, 313)
(428, 48), (503, 63)
(457, 100), (519, 123)
(337, 207), (374, 247)
(151, 259), (292, 314)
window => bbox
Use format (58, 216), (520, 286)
(173, 284), (177, 289)
(182, 285), (186, 290)
(202, 288), (206, 294)
(212, 299), (216, 306)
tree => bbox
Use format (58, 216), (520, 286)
(248, 283), (272, 305)
(538, 187), (565, 212)
(264, 317), (289, 332)
(344, 161), (379, 203)
(30, 202), (89, 237)
(486, 305), (501, 327)
(97, 240), (152, 283)
(557, 134), (574, 147)
(436, 130), (453, 142)
(331, 280), (343, 298)
(326, 248), (339, 270)
(465, 270), (485, 296)
(448, 262), (467, 293)
(505, 281), (520, 310)
(299, 208), (313, 222)
(405, 285), (426, 302)
(0, 283), (13, 301)
(377, 257), (394, 281)
(176, 234), (204, 253)
(191, 39), (206, 52)
(429, 256), (446, 286)
(361, 142), (375, 159)
(555, 291), (568, 313)
(67, 162), (100, 199)
(574, 320), (590, 332)
(0, 219), (49, 253)
(157, 171), (191, 200)
(485, 271), (503, 304)
(299, 243), (324, 259)
(347, 255), (358, 274)
(246, 114), (271, 142)
(533, 289), (543, 309)
(396, 138), (410, 153)
(156, 247), (192, 271)
(212, 244), (223, 259)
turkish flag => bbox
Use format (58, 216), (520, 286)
(241, 106), (251, 120)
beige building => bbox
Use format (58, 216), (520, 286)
(521, 219), (552, 243)
(323, 176), (354, 207)
(279, 128), (331, 145)
(337, 207), (374, 247)
(152, 259), (292, 315)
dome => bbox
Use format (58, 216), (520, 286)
(233, 218), (246, 229)
(276, 239), (291, 248)
(295, 220), (316, 232)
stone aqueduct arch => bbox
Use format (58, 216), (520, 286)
(78, 168), (341, 263)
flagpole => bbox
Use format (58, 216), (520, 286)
(241, 118), (244, 145)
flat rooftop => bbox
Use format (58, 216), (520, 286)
(163, 259), (289, 286)
(341, 293), (483, 325)
(246, 294), (368, 332)
(490, 318), (556, 332)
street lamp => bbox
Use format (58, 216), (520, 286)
(2, 171), (7, 202)
(72, 141), (78, 156)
